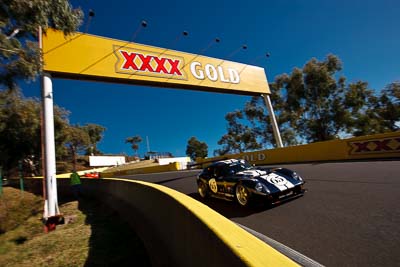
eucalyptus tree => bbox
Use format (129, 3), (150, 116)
(214, 110), (262, 156)
(82, 123), (106, 155)
(276, 54), (348, 142)
(125, 135), (142, 157)
(64, 125), (90, 170)
(0, 89), (70, 174)
(216, 55), (399, 155)
(372, 81), (400, 132)
(186, 136), (208, 160)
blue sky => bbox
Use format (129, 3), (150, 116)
(21, 0), (400, 157)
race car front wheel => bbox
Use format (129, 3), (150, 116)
(198, 180), (209, 198)
(235, 184), (250, 206)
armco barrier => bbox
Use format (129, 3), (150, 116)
(196, 131), (400, 167)
(11, 178), (298, 267)
(101, 162), (180, 178)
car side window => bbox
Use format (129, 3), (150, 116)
(205, 166), (214, 178)
(201, 167), (211, 177)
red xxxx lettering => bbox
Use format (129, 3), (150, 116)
(167, 59), (182, 75)
(353, 142), (370, 153)
(396, 138), (400, 150)
(138, 54), (154, 72)
(121, 51), (138, 70)
(372, 139), (392, 151)
(154, 57), (168, 74)
(120, 50), (182, 76)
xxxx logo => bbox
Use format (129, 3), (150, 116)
(348, 138), (400, 155)
(114, 46), (186, 80)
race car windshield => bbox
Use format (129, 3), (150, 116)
(229, 162), (253, 173)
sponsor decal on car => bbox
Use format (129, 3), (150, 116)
(262, 173), (295, 191)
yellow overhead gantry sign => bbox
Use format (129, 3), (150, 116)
(42, 29), (271, 95)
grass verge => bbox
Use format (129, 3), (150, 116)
(0, 187), (150, 266)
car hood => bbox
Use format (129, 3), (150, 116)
(257, 172), (302, 192)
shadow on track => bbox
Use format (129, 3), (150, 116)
(306, 178), (393, 185)
(155, 174), (196, 185)
(187, 192), (274, 218)
(187, 192), (305, 219)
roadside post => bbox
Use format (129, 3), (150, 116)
(18, 160), (24, 196)
(262, 94), (283, 148)
(39, 27), (62, 232)
(0, 166), (3, 197)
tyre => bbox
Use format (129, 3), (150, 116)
(235, 183), (251, 207)
(198, 180), (209, 198)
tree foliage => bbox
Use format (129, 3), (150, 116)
(186, 137), (208, 160)
(369, 81), (400, 134)
(0, 89), (75, 173)
(274, 54), (349, 143)
(63, 124), (90, 170)
(0, 89), (42, 171)
(0, 0), (83, 89)
(215, 110), (261, 156)
(125, 135), (142, 156)
(0, 89), (106, 175)
(216, 55), (400, 155)
(82, 123), (106, 155)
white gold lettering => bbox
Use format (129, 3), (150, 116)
(205, 64), (218, 81)
(229, 68), (240, 84)
(190, 62), (204, 80)
(189, 62), (240, 84)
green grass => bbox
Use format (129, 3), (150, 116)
(0, 187), (151, 266)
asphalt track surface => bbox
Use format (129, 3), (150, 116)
(122, 160), (400, 267)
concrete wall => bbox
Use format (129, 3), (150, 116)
(196, 131), (400, 167)
(12, 178), (298, 267)
(157, 157), (191, 170)
(101, 162), (180, 178)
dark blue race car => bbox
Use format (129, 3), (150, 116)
(197, 159), (305, 207)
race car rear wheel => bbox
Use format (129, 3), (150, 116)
(198, 180), (209, 198)
(235, 184), (250, 206)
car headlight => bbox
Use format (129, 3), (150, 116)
(292, 172), (302, 181)
(255, 183), (263, 192)
(255, 183), (270, 194)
